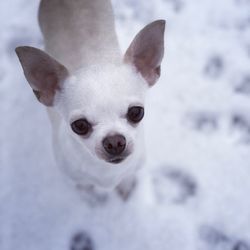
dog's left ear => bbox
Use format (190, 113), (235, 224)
(124, 20), (165, 87)
(15, 46), (69, 106)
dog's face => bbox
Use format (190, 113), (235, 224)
(58, 63), (147, 164)
(15, 20), (165, 165)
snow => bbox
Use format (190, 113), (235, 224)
(1, 0), (250, 249)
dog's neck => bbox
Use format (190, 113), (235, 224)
(39, 0), (121, 72)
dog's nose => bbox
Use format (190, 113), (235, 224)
(102, 134), (126, 156)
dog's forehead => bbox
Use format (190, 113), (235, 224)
(64, 63), (147, 116)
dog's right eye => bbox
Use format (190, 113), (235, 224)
(71, 119), (92, 136)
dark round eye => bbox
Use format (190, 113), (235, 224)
(127, 106), (144, 124)
(71, 119), (92, 135)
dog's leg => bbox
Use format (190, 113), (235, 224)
(116, 175), (137, 201)
(76, 184), (109, 206)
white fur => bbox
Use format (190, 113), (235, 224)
(16, 0), (165, 192)
(39, 0), (148, 189)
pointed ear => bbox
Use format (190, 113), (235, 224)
(124, 20), (165, 86)
(15, 46), (69, 106)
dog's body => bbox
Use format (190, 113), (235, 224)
(39, 0), (121, 71)
(16, 0), (165, 195)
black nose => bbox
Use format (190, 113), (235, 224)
(102, 134), (126, 156)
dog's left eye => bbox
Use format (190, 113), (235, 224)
(71, 119), (92, 135)
(127, 106), (144, 124)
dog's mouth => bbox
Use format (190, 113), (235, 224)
(95, 143), (133, 165)
(106, 150), (133, 164)
(107, 157), (125, 164)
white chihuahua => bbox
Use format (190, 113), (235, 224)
(15, 0), (165, 197)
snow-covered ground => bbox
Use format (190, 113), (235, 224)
(1, 0), (250, 249)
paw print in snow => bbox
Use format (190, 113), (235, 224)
(70, 231), (94, 250)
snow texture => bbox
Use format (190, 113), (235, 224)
(1, 0), (250, 249)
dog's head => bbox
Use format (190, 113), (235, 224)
(15, 20), (165, 165)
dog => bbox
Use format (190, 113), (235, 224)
(15, 0), (165, 199)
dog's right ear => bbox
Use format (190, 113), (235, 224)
(15, 46), (69, 106)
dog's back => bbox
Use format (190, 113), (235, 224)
(39, 0), (121, 71)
